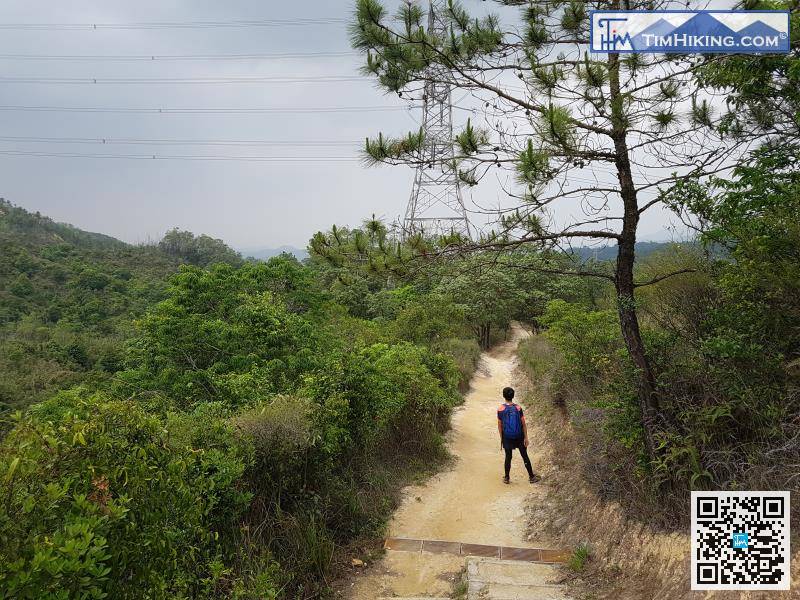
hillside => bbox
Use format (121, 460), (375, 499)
(0, 201), (241, 414)
(1, 182), (798, 597)
(0, 199), (126, 250)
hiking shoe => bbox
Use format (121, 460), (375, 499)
(529, 474), (541, 484)
(503, 476), (510, 485)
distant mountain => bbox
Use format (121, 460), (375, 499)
(569, 241), (695, 262)
(242, 246), (309, 261)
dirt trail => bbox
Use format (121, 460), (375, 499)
(348, 325), (555, 599)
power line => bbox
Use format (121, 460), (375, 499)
(0, 135), (361, 147)
(0, 149), (361, 162)
(0, 104), (414, 114)
(0, 75), (368, 85)
(0, 51), (358, 62)
(0, 18), (347, 31)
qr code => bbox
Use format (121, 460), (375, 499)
(691, 491), (791, 590)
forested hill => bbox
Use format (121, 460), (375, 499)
(0, 201), (178, 329)
(0, 199), (124, 250)
(0, 200), (242, 413)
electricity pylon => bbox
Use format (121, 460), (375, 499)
(403, 0), (471, 240)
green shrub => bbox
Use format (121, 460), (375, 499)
(119, 264), (318, 409)
(303, 342), (460, 457)
(0, 389), (253, 599)
(234, 396), (314, 506)
(568, 542), (591, 572)
(517, 334), (556, 382)
(361, 342), (459, 453)
(431, 337), (481, 391)
(540, 300), (623, 385)
(391, 293), (467, 344)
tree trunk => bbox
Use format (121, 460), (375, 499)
(476, 323), (491, 350)
(616, 230), (661, 464)
(608, 51), (661, 465)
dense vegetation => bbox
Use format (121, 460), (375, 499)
(352, 0), (799, 530)
(1, 205), (594, 597)
(1, 1), (798, 596)
(2, 145), (798, 594)
(518, 143), (800, 525)
(0, 200), (245, 416)
(0, 200), (175, 415)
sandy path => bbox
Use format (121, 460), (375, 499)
(348, 325), (544, 598)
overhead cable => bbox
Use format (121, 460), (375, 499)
(0, 104), (413, 114)
(0, 75), (368, 85)
(0, 51), (357, 62)
(0, 18), (347, 31)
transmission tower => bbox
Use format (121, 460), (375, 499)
(403, 0), (471, 240)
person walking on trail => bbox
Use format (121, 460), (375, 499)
(497, 387), (538, 484)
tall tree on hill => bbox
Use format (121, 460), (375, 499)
(350, 0), (761, 465)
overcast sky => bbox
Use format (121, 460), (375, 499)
(0, 0), (733, 250)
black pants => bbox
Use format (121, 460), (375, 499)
(503, 437), (534, 478)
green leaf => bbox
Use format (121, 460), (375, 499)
(4, 457), (20, 485)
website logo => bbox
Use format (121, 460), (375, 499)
(732, 532), (749, 549)
(590, 10), (790, 54)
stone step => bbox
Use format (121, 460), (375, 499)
(468, 558), (561, 586)
(472, 583), (571, 600)
(466, 557), (573, 600)
(384, 537), (570, 563)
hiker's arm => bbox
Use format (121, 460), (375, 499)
(497, 417), (503, 446)
(522, 416), (529, 447)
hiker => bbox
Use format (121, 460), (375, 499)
(497, 387), (538, 484)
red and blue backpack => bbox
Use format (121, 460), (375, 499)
(499, 404), (523, 439)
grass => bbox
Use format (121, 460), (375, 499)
(517, 334), (557, 381)
(450, 575), (468, 599)
(568, 542), (591, 572)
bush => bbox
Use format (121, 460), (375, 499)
(119, 264), (318, 409)
(304, 342), (460, 457)
(432, 337), (481, 391)
(234, 396), (314, 506)
(0, 389), (255, 599)
(540, 300), (624, 387)
(391, 293), (467, 344)
(533, 301), (653, 507)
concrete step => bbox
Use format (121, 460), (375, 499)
(472, 583), (570, 600)
(466, 557), (573, 600)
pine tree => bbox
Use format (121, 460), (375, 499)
(350, 0), (765, 466)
